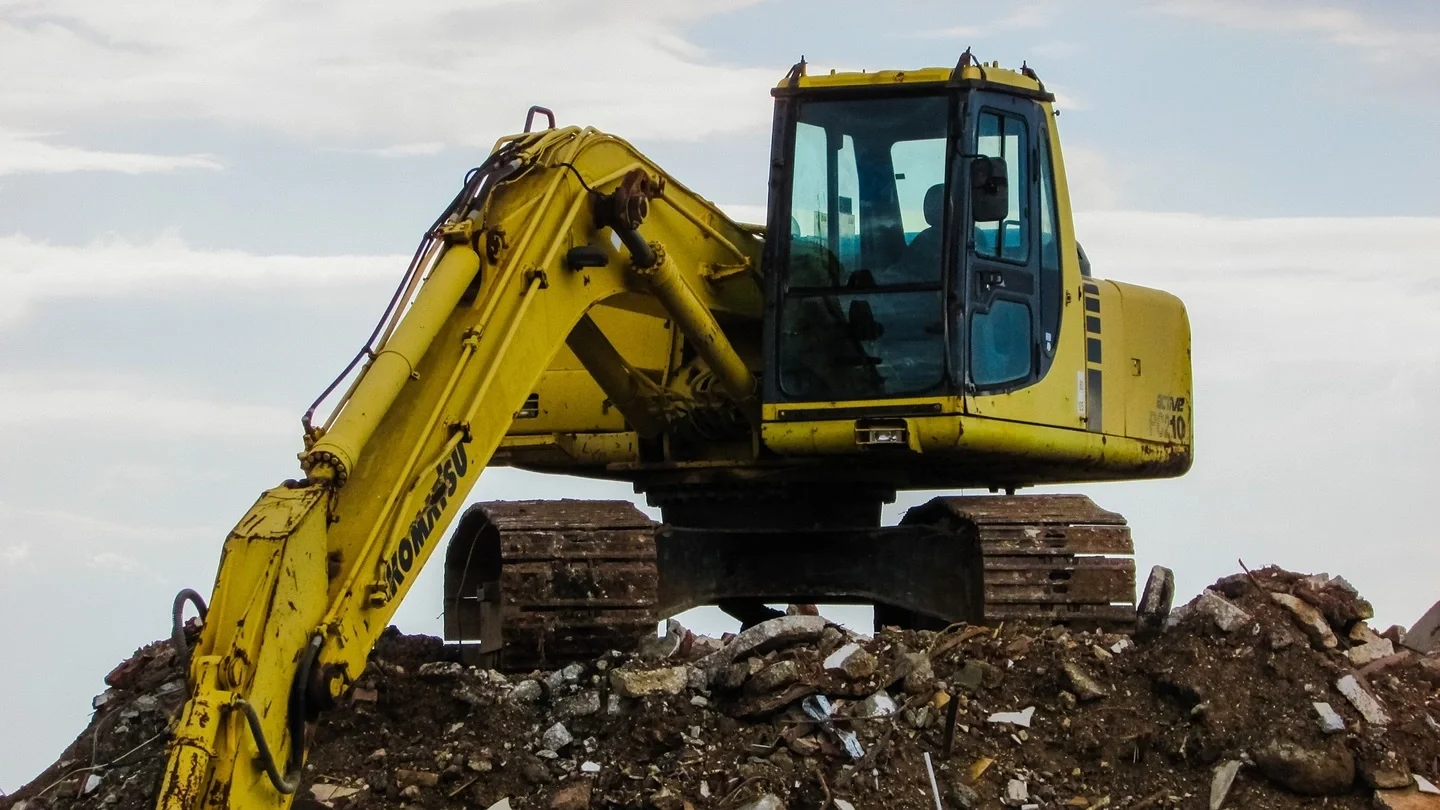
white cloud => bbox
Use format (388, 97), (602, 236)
(0, 372), (296, 437)
(0, 1), (779, 148)
(0, 129), (223, 176)
(909, 8), (1052, 39)
(1159, 2), (1440, 69)
(0, 233), (403, 325)
(1060, 145), (1131, 210)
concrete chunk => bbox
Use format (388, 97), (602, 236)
(1270, 592), (1338, 650)
(1349, 637), (1396, 667)
(611, 666), (688, 697)
(824, 643), (878, 679)
(1210, 760), (1242, 810)
(695, 615), (827, 682)
(1312, 701), (1346, 734)
(1196, 590), (1253, 632)
(1336, 674), (1390, 725)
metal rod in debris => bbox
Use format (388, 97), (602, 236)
(924, 751), (944, 810)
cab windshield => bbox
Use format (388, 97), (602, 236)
(778, 94), (950, 400)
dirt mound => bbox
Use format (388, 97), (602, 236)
(5, 566), (1440, 810)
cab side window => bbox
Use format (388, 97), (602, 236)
(973, 111), (1028, 264)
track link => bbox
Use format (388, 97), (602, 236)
(902, 494), (1137, 625)
(447, 500), (658, 672)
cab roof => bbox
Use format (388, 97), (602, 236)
(773, 60), (1053, 102)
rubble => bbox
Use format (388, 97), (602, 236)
(1270, 592), (1339, 650)
(8, 566), (1440, 810)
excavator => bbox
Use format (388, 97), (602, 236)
(156, 55), (1191, 810)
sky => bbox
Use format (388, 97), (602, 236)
(3, 0), (1440, 792)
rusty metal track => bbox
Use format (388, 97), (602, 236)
(901, 494), (1137, 625)
(446, 500), (658, 671)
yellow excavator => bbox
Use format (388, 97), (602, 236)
(157, 55), (1191, 810)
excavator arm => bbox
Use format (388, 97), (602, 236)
(158, 120), (763, 810)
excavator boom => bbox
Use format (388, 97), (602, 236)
(158, 124), (763, 810)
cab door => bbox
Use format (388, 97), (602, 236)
(958, 92), (1057, 418)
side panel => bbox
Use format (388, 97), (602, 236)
(1115, 282), (1193, 446)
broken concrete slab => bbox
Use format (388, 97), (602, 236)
(1192, 589), (1253, 632)
(1376, 787), (1440, 810)
(1061, 661), (1107, 701)
(1312, 701), (1345, 734)
(610, 666), (688, 698)
(1349, 637), (1396, 667)
(1404, 599), (1440, 654)
(745, 659), (802, 695)
(1336, 674), (1390, 725)
(1209, 760), (1241, 810)
(1269, 592), (1338, 650)
(823, 643), (878, 679)
(695, 615), (827, 681)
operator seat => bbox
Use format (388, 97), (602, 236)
(882, 183), (945, 285)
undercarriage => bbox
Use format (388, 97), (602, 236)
(442, 493), (1137, 670)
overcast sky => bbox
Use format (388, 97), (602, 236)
(4, 0), (1440, 791)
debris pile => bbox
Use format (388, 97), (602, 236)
(6, 566), (1440, 810)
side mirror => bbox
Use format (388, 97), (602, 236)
(970, 156), (1009, 223)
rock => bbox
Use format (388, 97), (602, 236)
(833, 801), (855, 810)
(1336, 674), (1390, 724)
(1061, 661), (1107, 701)
(81, 774), (103, 796)
(1377, 788), (1440, 810)
(1348, 637), (1395, 666)
(1136, 565), (1176, 639)
(904, 705), (933, 729)
(948, 779), (980, 809)
(1360, 753), (1412, 789)
(1007, 779), (1030, 803)
(507, 679), (544, 703)
(400, 785), (422, 800)
(395, 769), (440, 788)
(1210, 760), (1241, 810)
(695, 615), (828, 680)
(545, 663), (587, 692)
(824, 643), (878, 679)
(1194, 589), (1253, 632)
(686, 665), (708, 691)
(1254, 738), (1355, 796)
(1269, 592), (1338, 650)
(521, 756), (554, 785)
(417, 661), (463, 679)
(487, 801), (515, 810)
(541, 722), (574, 751)
(553, 691), (601, 719)
(746, 659), (803, 695)
(987, 706), (1035, 727)
(851, 690), (898, 718)
(900, 651), (935, 694)
(1419, 776), (1440, 795)
(735, 795), (785, 810)
(550, 781), (592, 810)
(1294, 574), (1374, 629)
(954, 660), (985, 693)
(638, 618), (687, 660)
(610, 666), (688, 697)
(1312, 701), (1346, 734)
(310, 784), (361, 804)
